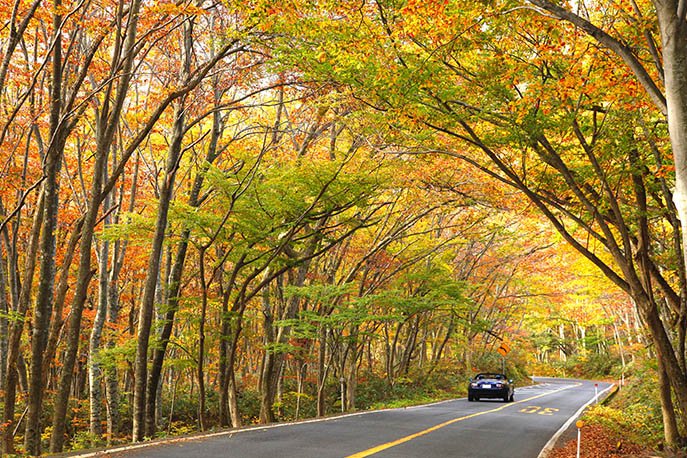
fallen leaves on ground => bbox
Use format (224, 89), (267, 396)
(549, 424), (647, 458)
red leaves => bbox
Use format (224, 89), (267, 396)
(549, 424), (645, 458)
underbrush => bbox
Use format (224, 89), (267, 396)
(591, 366), (664, 442)
(538, 353), (624, 380)
(549, 360), (676, 457)
(355, 372), (466, 410)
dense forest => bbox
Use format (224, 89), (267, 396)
(0, 0), (684, 455)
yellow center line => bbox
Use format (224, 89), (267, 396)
(346, 383), (582, 458)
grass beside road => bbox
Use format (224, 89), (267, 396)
(356, 375), (467, 411)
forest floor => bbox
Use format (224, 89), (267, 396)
(548, 422), (687, 457)
(548, 422), (655, 457)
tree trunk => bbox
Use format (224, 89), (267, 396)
(24, 5), (65, 450)
(139, 17), (194, 439)
(49, 122), (109, 454)
(105, 154), (136, 444)
(105, 279), (121, 445)
(219, 260), (243, 427)
(638, 293), (687, 431)
(260, 265), (309, 423)
(24, 129), (61, 456)
(219, 291), (231, 427)
(227, 367), (241, 427)
(1, 192), (43, 455)
(399, 316), (420, 376)
(525, 0), (687, 438)
(145, 100), (224, 436)
(316, 326), (328, 417)
(427, 315), (454, 377)
(259, 281), (277, 424)
(658, 357), (680, 447)
(132, 100), (186, 442)
(50, 0), (144, 450)
(88, 236), (110, 441)
(0, 244), (8, 387)
(654, 2), (687, 282)
(224, 306), (244, 428)
(0, 10), (44, 437)
(346, 328), (359, 411)
(197, 247), (209, 431)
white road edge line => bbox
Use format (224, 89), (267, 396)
(67, 398), (458, 457)
(536, 383), (615, 458)
(68, 382), (569, 457)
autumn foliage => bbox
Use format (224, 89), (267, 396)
(549, 424), (645, 458)
(0, 0), (681, 456)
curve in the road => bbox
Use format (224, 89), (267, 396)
(67, 378), (611, 458)
(536, 381), (615, 458)
(346, 382), (582, 457)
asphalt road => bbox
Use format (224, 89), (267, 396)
(89, 377), (610, 458)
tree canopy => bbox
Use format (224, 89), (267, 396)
(0, 0), (682, 454)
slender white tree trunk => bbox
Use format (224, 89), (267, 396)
(88, 236), (109, 440)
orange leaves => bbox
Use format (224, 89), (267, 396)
(397, 0), (468, 45)
(549, 423), (645, 458)
(655, 164), (675, 179)
(147, 1), (206, 17)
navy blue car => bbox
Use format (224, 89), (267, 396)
(468, 373), (514, 402)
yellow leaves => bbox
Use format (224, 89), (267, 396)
(147, 1), (207, 17)
(397, 0), (465, 44)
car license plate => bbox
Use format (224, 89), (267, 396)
(483, 384), (491, 389)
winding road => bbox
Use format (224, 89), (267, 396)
(81, 377), (610, 458)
